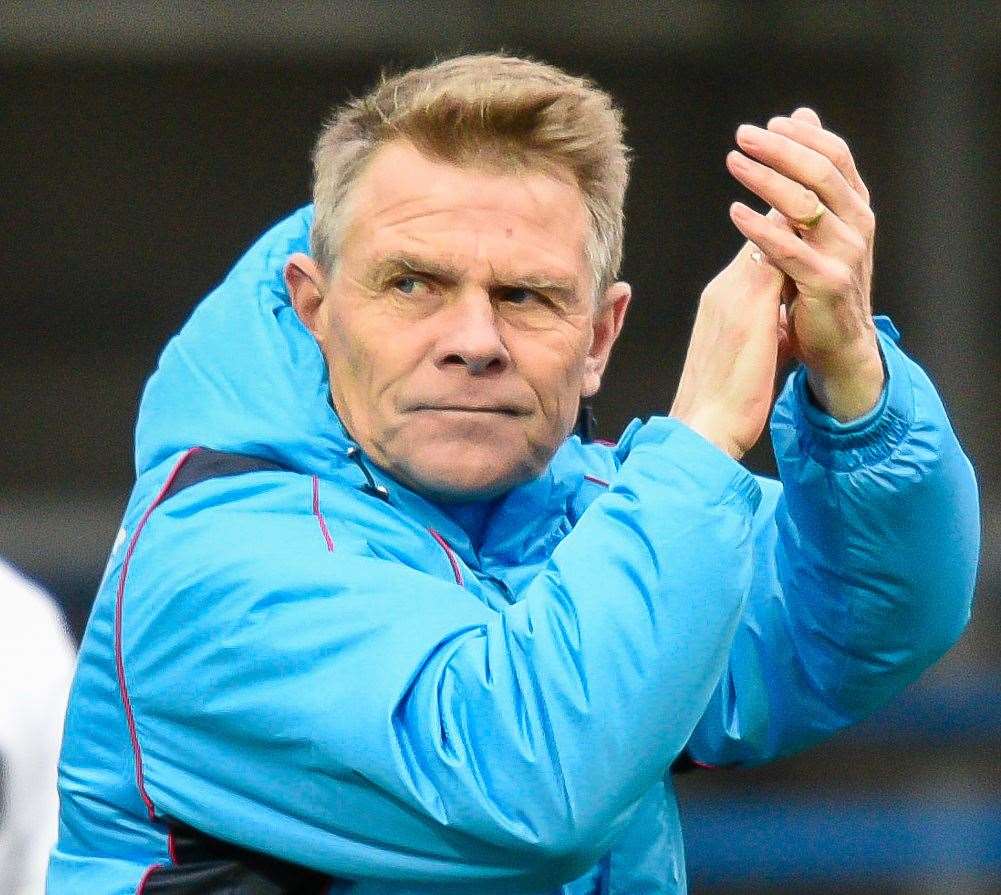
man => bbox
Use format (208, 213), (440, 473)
(50, 54), (978, 894)
(0, 559), (75, 895)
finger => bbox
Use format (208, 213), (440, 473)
(790, 106), (823, 128)
(726, 149), (861, 251)
(730, 201), (848, 290)
(738, 207), (786, 263)
(777, 302), (795, 370)
(735, 124), (872, 230)
(767, 115), (870, 204)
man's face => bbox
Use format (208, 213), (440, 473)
(288, 141), (629, 501)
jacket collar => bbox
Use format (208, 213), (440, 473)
(328, 417), (577, 569)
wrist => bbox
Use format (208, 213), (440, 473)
(805, 342), (885, 423)
(668, 411), (746, 460)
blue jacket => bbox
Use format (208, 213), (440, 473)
(50, 207), (980, 894)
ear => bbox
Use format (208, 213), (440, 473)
(581, 281), (631, 398)
(284, 253), (328, 344)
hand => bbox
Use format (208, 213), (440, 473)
(670, 233), (786, 460)
(725, 107), (885, 422)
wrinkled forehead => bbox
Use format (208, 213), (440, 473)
(338, 140), (592, 278)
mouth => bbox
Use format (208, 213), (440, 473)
(412, 405), (527, 417)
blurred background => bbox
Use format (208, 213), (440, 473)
(1, 2), (998, 892)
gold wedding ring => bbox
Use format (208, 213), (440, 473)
(792, 201), (828, 230)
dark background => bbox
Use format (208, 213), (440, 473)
(2, 2), (998, 892)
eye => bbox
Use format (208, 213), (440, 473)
(391, 275), (427, 296)
(501, 287), (544, 305)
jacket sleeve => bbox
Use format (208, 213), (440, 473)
(683, 318), (981, 767)
(125, 421), (761, 888)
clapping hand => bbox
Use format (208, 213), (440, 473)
(670, 107), (884, 459)
(726, 107), (884, 422)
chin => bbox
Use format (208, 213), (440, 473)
(394, 446), (541, 503)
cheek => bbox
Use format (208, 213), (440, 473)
(325, 311), (426, 415)
(326, 310), (384, 387)
(321, 315), (385, 438)
(519, 334), (590, 427)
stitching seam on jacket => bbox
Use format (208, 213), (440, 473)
(428, 528), (463, 586)
(115, 447), (202, 824)
(312, 475), (335, 552)
(136, 862), (165, 894)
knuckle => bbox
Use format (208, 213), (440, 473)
(858, 205), (876, 235)
(810, 157), (836, 188)
(832, 136), (853, 170)
(847, 230), (867, 255)
(824, 263), (854, 294)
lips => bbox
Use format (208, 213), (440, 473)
(413, 405), (526, 415)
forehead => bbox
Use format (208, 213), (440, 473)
(339, 141), (590, 280)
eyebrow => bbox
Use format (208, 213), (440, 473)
(370, 253), (580, 298)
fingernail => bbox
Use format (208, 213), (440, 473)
(727, 149), (748, 167)
(736, 124), (767, 145)
(793, 106), (822, 125)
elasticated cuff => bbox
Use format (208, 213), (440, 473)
(620, 416), (763, 514)
(790, 316), (914, 471)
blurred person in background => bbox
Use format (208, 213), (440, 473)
(0, 559), (75, 895)
(49, 54), (979, 893)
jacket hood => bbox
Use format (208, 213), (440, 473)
(135, 206), (351, 480)
(133, 207), (603, 524)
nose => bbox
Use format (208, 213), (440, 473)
(434, 289), (510, 375)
